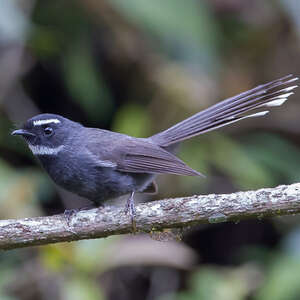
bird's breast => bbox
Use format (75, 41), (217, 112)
(37, 153), (149, 204)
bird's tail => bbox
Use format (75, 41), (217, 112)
(151, 75), (298, 147)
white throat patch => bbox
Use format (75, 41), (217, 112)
(33, 119), (61, 126)
(28, 144), (64, 156)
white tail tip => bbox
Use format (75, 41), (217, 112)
(266, 98), (288, 107)
(248, 111), (269, 117)
(282, 85), (298, 92)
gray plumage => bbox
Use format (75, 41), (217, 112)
(11, 75), (298, 209)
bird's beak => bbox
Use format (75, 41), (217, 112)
(11, 129), (36, 137)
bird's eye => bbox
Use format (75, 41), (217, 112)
(44, 127), (54, 136)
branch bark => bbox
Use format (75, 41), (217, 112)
(1, 183), (300, 250)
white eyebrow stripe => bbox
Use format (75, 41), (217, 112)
(28, 144), (64, 155)
(33, 119), (61, 126)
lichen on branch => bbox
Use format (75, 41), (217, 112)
(1, 183), (300, 250)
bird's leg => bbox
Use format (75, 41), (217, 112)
(125, 191), (137, 233)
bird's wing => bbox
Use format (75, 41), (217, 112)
(114, 140), (204, 177)
(85, 133), (203, 177)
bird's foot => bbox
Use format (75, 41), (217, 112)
(64, 208), (78, 225)
(63, 205), (95, 234)
(64, 204), (96, 222)
(63, 209), (78, 234)
(125, 191), (137, 233)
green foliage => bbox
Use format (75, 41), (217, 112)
(62, 276), (104, 300)
(242, 133), (300, 183)
(1, 0), (300, 299)
(256, 255), (300, 300)
(110, 0), (220, 69)
(112, 103), (152, 137)
(63, 41), (113, 123)
(161, 265), (256, 300)
(209, 133), (274, 189)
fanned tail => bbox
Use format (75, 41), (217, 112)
(151, 75), (298, 147)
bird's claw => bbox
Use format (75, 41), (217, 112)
(63, 208), (78, 234)
(64, 208), (77, 224)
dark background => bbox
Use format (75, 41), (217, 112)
(1, 1), (300, 299)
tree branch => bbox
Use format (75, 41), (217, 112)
(1, 183), (300, 250)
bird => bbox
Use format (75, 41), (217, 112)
(12, 75), (298, 228)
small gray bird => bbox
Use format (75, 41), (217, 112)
(12, 75), (298, 226)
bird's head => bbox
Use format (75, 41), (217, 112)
(11, 114), (81, 156)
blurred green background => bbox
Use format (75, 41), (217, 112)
(1, 0), (300, 299)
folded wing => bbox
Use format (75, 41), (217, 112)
(116, 142), (204, 176)
(86, 132), (203, 176)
